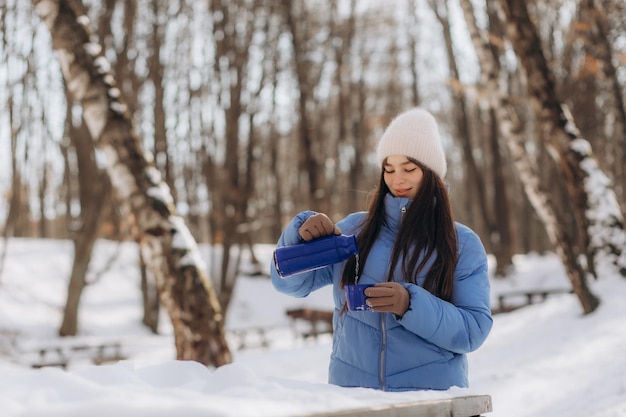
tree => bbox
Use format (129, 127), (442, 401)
(280, 0), (332, 213)
(461, 0), (591, 310)
(206, 0), (269, 312)
(33, 0), (231, 366)
(496, 0), (626, 312)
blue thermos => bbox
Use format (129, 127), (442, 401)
(274, 234), (358, 278)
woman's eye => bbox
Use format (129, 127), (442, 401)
(405, 168), (416, 173)
(384, 169), (395, 174)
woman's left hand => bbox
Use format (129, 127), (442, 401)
(365, 282), (410, 317)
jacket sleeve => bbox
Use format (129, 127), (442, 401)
(395, 228), (493, 354)
(270, 211), (334, 297)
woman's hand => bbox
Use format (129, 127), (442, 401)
(365, 282), (410, 317)
(298, 213), (342, 241)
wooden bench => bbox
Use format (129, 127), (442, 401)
(493, 288), (573, 314)
(30, 341), (125, 369)
(227, 327), (272, 350)
(286, 308), (334, 340)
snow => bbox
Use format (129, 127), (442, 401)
(1, 238), (625, 417)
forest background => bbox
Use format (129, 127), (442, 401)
(0, 0), (625, 366)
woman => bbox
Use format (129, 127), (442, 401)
(270, 108), (492, 391)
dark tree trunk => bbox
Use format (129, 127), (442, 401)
(140, 249), (160, 334)
(488, 108), (515, 277)
(59, 114), (110, 336)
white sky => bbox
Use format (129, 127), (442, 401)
(0, 238), (625, 416)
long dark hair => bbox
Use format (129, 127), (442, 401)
(340, 158), (458, 302)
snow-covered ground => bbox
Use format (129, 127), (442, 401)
(0, 237), (625, 417)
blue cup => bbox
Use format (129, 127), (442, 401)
(344, 284), (374, 311)
(274, 234), (358, 278)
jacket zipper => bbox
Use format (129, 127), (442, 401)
(379, 204), (407, 390)
(379, 313), (386, 390)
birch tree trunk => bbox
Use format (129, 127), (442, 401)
(33, 0), (231, 366)
(461, 0), (601, 313)
(498, 0), (626, 284)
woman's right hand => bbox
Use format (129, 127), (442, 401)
(298, 213), (342, 241)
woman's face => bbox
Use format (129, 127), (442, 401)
(383, 155), (424, 199)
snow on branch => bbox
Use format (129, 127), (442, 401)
(169, 216), (208, 270)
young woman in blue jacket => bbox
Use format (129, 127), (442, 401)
(271, 108), (493, 391)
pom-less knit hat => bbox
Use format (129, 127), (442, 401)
(376, 108), (447, 178)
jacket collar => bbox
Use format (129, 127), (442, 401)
(384, 193), (410, 231)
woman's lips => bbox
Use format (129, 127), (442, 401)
(394, 188), (410, 196)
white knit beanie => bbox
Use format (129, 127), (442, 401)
(376, 108), (447, 178)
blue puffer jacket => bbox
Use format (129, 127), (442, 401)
(270, 194), (493, 391)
